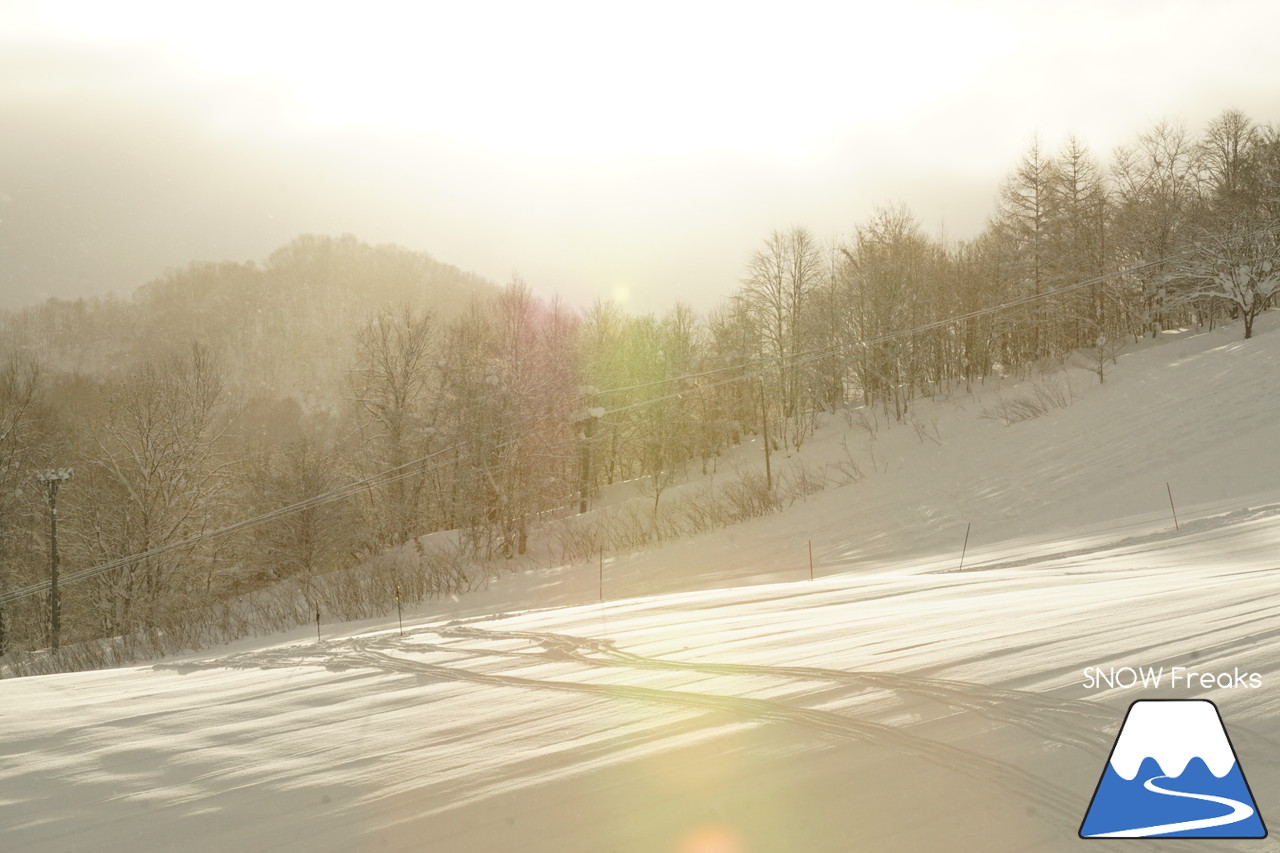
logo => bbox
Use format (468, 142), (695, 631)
(1080, 700), (1266, 838)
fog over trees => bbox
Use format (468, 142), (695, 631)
(1, 110), (1277, 667)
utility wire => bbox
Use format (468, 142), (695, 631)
(588, 219), (1280, 403)
(7, 226), (1277, 607)
(600, 254), (1170, 416)
(0, 377), (574, 607)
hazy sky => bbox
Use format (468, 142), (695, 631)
(3, 0), (1279, 314)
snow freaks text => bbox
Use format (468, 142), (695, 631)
(1082, 667), (1263, 691)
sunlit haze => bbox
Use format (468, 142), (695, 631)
(3, 0), (1279, 311)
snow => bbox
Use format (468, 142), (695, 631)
(3, 316), (1280, 851)
(1108, 700), (1237, 780)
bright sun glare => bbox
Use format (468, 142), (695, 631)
(30, 0), (997, 163)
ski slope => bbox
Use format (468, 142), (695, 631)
(3, 317), (1280, 852)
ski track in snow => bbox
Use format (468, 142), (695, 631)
(434, 623), (1115, 753)
(8, 318), (1280, 852)
(932, 503), (1280, 575)
(165, 624), (1109, 832)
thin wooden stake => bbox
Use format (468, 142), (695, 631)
(760, 377), (772, 491)
(808, 540), (814, 581)
(395, 584), (404, 637)
(1167, 482), (1179, 531)
(958, 523), (971, 572)
(598, 544), (608, 639)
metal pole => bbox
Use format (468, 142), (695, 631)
(49, 482), (60, 653)
(35, 469), (71, 653)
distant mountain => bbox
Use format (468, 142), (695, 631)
(0, 234), (498, 407)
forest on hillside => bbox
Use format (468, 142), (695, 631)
(0, 109), (1277, 668)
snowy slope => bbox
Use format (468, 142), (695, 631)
(2, 317), (1280, 852)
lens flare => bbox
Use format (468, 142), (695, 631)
(675, 823), (745, 853)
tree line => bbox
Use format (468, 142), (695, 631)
(0, 109), (1276, 662)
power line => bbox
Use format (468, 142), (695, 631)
(0, 375), (578, 608)
(587, 218), (1280, 405)
(587, 256), (1156, 402)
(598, 254), (1169, 416)
(0, 444), (462, 606)
(6, 227), (1276, 608)
(0, 255), (1196, 605)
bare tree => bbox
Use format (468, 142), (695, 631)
(74, 345), (235, 634)
(1111, 119), (1204, 336)
(743, 227), (824, 448)
(1050, 135), (1114, 348)
(637, 304), (702, 517)
(437, 282), (578, 558)
(350, 306), (439, 547)
(992, 138), (1058, 360)
(1199, 109), (1261, 209)
(839, 204), (937, 420)
(244, 439), (361, 594)
(1256, 123), (1280, 219)
(0, 357), (46, 653)
(1172, 212), (1280, 339)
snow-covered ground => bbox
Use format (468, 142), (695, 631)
(3, 317), (1279, 852)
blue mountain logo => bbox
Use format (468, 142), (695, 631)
(1080, 699), (1266, 838)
